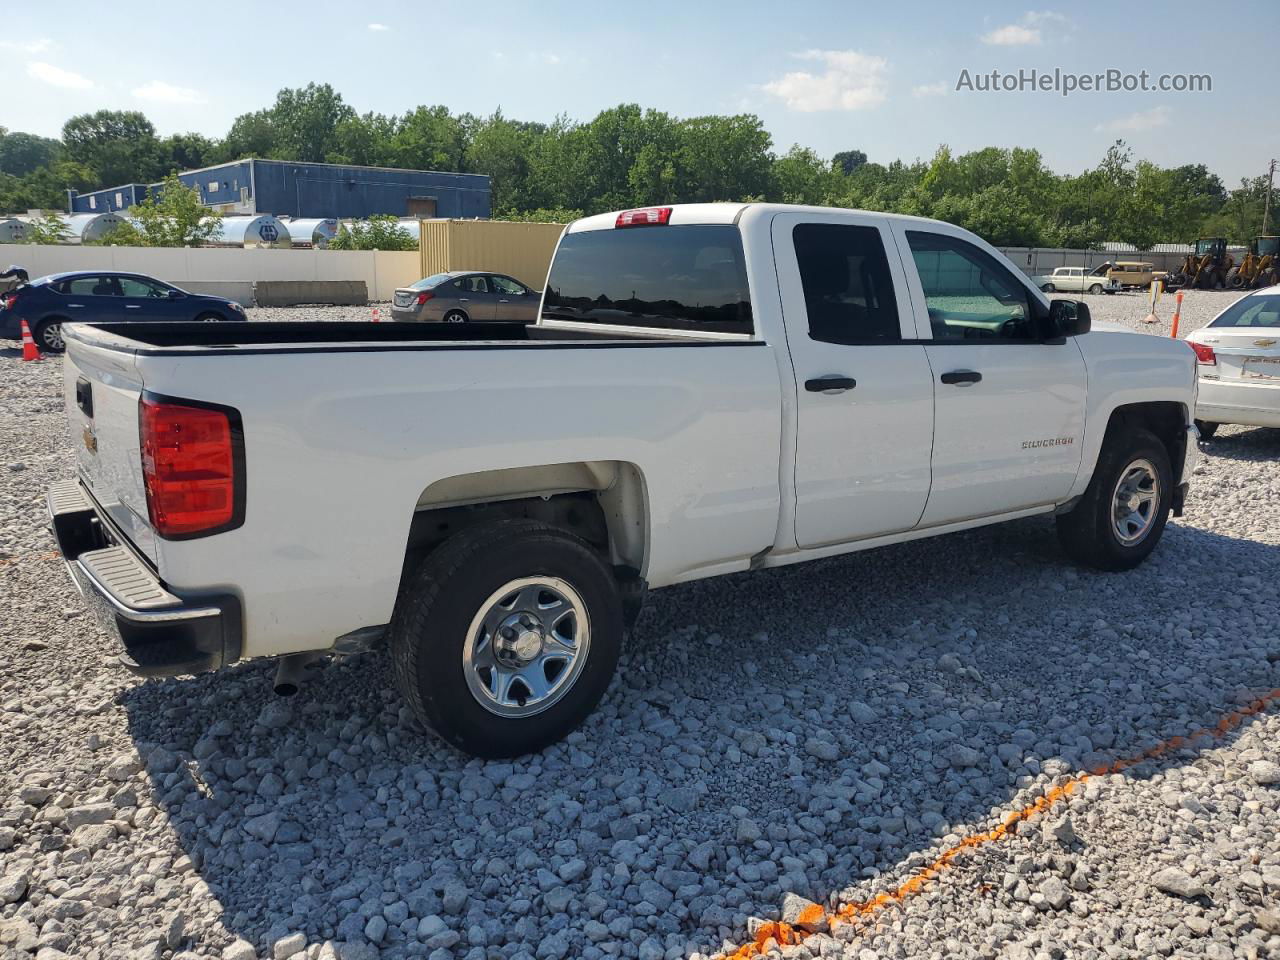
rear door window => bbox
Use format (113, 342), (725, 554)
(792, 223), (901, 344)
(542, 225), (753, 334)
(62, 276), (119, 296)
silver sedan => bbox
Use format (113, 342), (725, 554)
(390, 271), (541, 323)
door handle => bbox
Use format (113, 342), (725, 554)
(940, 370), (982, 386)
(125, 304), (141, 309)
(68, 303), (85, 308)
(804, 376), (857, 393)
(459, 298), (469, 302)
(498, 299), (510, 303)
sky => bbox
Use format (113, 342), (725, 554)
(3, 0), (1278, 185)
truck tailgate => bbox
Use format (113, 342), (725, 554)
(64, 337), (158, 564)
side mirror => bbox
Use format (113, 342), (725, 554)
(1050, 298), (1091, 337)
(167, 289), (183, 299)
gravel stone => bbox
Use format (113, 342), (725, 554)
(1151, 867), (1206, 899)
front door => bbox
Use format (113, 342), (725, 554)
(894, 225), (1087, 526)
(117, 276), (186, 320)
(490, 275), (538, 322)
(772, 211), (935, 549)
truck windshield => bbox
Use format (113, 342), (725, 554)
(542, 225), (753, 334)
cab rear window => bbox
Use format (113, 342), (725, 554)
(541, 225), (753, 334)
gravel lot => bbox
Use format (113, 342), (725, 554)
(2, 289), (1278, 960)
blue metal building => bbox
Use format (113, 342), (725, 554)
(69, 159), (491, 220)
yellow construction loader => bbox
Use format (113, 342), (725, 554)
(1227, 236), (1280, 289)
(1166, 237), (1234, 290)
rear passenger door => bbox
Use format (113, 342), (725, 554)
(450, 275), (497, 320)
(57, 275), (123, 323)
(772, 211), (935, 548)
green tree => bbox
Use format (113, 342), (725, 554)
(390, 105), (467, 171)
(0, 129), (61, 177)
(327, 215), (416, 251)
(61, 110), (162, 186)
(100, 173), (221, 247)
(676, 114), (773, 202)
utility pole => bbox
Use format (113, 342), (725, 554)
(1264, 158), (1277, 236)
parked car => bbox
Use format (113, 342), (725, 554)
(1, 271), (246, 353)
(1031, 266), (1118, 295)
(1107, 261), (1166, 289)
(391, 271), (540, 323)
(52, 202), (1199, 758)
(1184, 284), (1280, 437)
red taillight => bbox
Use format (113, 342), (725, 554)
(416, 291), (434, 305)
(1189, 341), (1217, 365)
(139, 396), (241, 537)
(615, 207), (672, 228)
(1, 293), (16, 310)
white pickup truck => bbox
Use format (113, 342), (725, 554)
(51, 203), (1200, 757)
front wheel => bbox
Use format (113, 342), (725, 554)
(34, 319), (65, 353)
(1041, 283), (1056, 293)
(389, 519), (623, 758)
(194, 312), (226, 322)
(1089, 283), (1104, 295)
(1056, 426), (1172, 571)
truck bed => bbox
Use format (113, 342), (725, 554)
(72, 320), (677, 353)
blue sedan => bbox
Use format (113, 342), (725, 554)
(1, 270), (247, 353)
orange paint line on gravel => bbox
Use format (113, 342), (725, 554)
(0, 549), (59, 568)
(720, 686), (1280, 959)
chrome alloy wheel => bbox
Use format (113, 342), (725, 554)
(40, 323), (64, 351)
(1111, 458), (1159, 545)
(462, 576), (591, 718)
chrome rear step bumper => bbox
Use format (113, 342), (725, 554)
(47, 479), (241, 677)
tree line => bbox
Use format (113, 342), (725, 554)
(0, 82), (1272, 248)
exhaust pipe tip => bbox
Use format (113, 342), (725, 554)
(272, 652), (324, 697)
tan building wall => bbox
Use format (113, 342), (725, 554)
(419, 220), (566, 291)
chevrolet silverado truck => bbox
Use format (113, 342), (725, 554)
(50, 203), (1200, 758)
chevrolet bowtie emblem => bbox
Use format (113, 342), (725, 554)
(1254, 338), (1277, 347)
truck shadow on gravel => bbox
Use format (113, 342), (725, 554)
(118, 488), (1280, 958)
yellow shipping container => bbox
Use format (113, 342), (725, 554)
(418, 219), (567, 291)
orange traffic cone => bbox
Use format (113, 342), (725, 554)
(20, 319), (42, 362)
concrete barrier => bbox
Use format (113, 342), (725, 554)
(252, 280), (368, 306)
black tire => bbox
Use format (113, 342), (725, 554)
(442, 310), (468, 323)
(1089, 283), (1104, 295)
(1055, 426), (1173, 572)
(1195, 420), (1219, 439)
(194, 312), (226, 322)
(33, 318), (66, 354)
(389, 519), (623, 758)
(1227, 267), (1244, 289)
(1042, 283), (1056, 293)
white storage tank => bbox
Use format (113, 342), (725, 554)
(209, 215), (292, 249)
(0, 218), (29, 243)
(284, 218), (339, 249)
(61, 212), (127, 244)
(396, 218), (421, 247)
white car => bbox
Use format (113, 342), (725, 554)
(1185, 284), (1280, 437)
(1032, 266), (1118, 295)
(52, 202), (1199, 757)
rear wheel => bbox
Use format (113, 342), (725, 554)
(443, 310), (468, 323)
(1056, 426), (1172, 571)
(389, 519), (623, 758)
(34, 319), (65, 353)
(1195, 420), (1219, 439)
